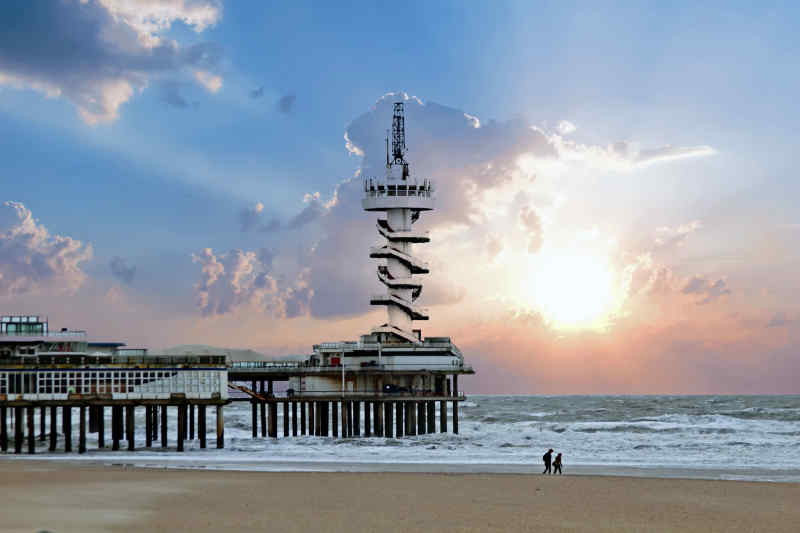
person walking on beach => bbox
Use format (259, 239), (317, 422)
(542, 449), (553, 474)
(553, 452), (563, 475)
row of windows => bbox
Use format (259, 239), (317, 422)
(0, 370), (223, 395)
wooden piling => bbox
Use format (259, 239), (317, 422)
(417, 402), (425, 435)
(14, 406), (23, 454)
(384, 402), (393, 438)
(126, 405), (135, 451)
(260, 392), (267, 438)
(216, 405), (224, 449)
(309, 401), (315, 436)
(427, 401), (436, 433)
(63, 406), (72, 452)
(79, 406), (87, 454)
(364, 401), (371, 436)
(97, 406), (105, 448)
(50, 406), (58, 451)
(177, 405), (185, 452)
(39, 406), (46, 441)
(145, 406), (153, 448)
(88, 406), (98, 434)
(408, 402), (417, 436)
(453, 375), (459, 435)
(440, 400), (447, 433)
(251, 380), (257, 439)
(112, 405), (121, 450)
(199, 405), (207, 449)
(27, 407), (35, 454)
(283, 401), (289, 437)
(332, 402), (339, 437)
(395, 402), (403, 438)
(189, 404), (195, 440)
(340, 400), (347, 437)
(347, 401), (354, 438)
(353, 401), (360, 437)
(314, 401), (320, 437)
(300, 402), (307, 435)
(0, 406), (7, 452)
(269, 402), (278, 438)
(152, 405), (158, 442)
(161, 405), (168, 448)
(373, 402), (382, 437)
(291, 401), (298, 436)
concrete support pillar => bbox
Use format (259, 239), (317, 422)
(373, 402), (382, 437)
(0, 406), (7, 452)
(407, 402), (417, 436)
(216, 404), (225, 449)
(364, 401), (371, 437)
(27, 406), (35, 454)
(97, 406), (105, 448)
(152, 406), (158, 442)
(300, 402), (307, 435)
(353, 401), (360, 437)
(427, 401), (436, 434)
(440, 400), (447, 433)
(283, 401), (289, 437)
(145, 406), (152, 448)
(177, 405), (185, 452)
(189, 404), (195, 440)
(309, 401), (315, 436)
(14, 406), (23, 454)
(126, 405), (135, 451)
(269, 402), (278, 438)
(395, 402), (403, 438)
(268, 380), (273, 396)
(161, 405), (168, 448)
(199, 405), (207, 449)
(314, 401), (321, 437)
(40, 406), (46, 441)
(88, 406), (98, 434)
(79, 406), (87, 454)
(332, 401), (339, 437)
(417, 402), (425, 435)
(291, 402), (298, 436)
(63, 406), (72, 453)
(384, 402), (393, 438)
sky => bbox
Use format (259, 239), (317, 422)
(1, 0), (799, 393)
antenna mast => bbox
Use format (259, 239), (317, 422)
(391, 102), (409, 179)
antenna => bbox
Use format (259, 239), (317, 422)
(385, 129), (390, 167)
(391, 102), (406, 165)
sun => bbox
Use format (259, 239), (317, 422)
(521, 249), (619, 330)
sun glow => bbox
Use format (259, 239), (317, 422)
(521, 249), (620, 330)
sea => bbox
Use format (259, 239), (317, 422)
(6, 395), (800, 482)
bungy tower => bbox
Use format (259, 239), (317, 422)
(284, 99), (472, 424)
(363, 102), (433, 344)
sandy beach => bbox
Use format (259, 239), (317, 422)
(2, 462), (799, 533)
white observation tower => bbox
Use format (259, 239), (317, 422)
(363, 102), (434, 344)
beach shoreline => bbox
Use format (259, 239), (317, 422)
(2, 461), (799, 533)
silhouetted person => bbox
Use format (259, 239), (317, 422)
(542, 448), (553, 474)
(553, 452), (563, 475)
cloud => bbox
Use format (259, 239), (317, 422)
(486, 234), (504, 260)
(519, 205), (543, 253)
(238, 201), (281, 233)
(109, 256), (136, 284)
(682, 276), (732, 305)
(556, 120), (576, 135)
(194, 69), (222, 93)
(0, 1), (222, 124)
(0, 201), (92, 295)
(191, 248), (312, 317)
(277, 93), (296, 114)
(653, 220), (702, 250)
(550, 137), (714, 170)
(249, 86), (264, 99)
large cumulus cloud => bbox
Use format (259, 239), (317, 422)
(0, 201), (92, 295)
(0, 0), (222, 124)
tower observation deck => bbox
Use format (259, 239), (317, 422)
(363, 102), (434, 344)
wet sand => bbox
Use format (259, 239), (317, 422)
(2, 461), (799, 532)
